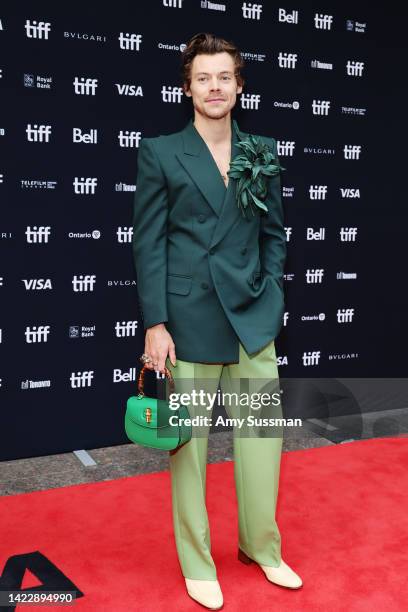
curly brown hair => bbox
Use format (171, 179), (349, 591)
(181, 32), (245, 92)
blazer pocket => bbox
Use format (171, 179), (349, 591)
(167, 274), (193, 295)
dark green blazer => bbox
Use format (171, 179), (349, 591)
(132, 117), (286, 363)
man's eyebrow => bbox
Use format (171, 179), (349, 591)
(195, 70), (234, 76)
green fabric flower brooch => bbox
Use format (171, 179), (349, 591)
(227, 134), (285, 218)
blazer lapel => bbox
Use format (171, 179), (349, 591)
(176, 117), (245, 223)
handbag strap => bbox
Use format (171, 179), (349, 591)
(137, 364), (175, 397)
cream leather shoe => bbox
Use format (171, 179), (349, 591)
(238, 548), (303, 589)
(185, 578), (224, 610)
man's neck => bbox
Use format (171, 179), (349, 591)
(193, 113), (232, 147)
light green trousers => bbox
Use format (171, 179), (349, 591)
(164, 339), (283, 580)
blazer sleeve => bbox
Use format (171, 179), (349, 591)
(132, 137), (168, 330)
(259, 136), (287, 289)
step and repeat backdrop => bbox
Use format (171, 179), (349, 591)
(1, 2), (402, 460)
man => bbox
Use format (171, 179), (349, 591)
(132, 33), (302, 610)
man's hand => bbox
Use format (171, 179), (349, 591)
(144, 323), (176, 374)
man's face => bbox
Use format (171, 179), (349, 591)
(184, 52), (243, 120)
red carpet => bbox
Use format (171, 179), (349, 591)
(1, 436), (408, 611)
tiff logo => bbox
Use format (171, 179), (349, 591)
(117, 227), (133, 243)
(302, 351), (321, 366)
(73, 77), (98, 95)
(309, 185), (328, 200)
(162, 86), (183, 103)
(337, 308), (355, 323)
(118, 131), (141, 147)
(306, 269), (324, 284)
(115, 321), (138, 337)
(242, 2), (262, 19)
(277, 141), (295, 156)
(163, 0), (183, 6)
(343, 145), (361, 159)
(72, 275), (96, 292)
(314, 13), (333, 30)
(25, 226), (51, 243)
(26, 124), (51, 142)
(340, 227), (358, 241)
(70, 371), (94, 388)
(241, 93), (261, 110)
(285, 227), (292, 241)
(278, 9), (298, 24)
(278, 52), (297, 68)
(118, 32), (142, 51)
(25, 20), (51, 39)
(25, 325), (50, 343)
(312, 100), (330, 115)
(346, 61), (364, 76)
(73, 177), (97, 194)
(283, 312), (289, 326)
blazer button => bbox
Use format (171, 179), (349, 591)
(201, 282), (209, 290)
(241, 247), (247, 255)
(198, 214), (205, 223)
(209, 248), (215, 255)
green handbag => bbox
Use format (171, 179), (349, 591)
(125, 364), (192, 451)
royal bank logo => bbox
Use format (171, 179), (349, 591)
(346, 20), (366, 33)
(24, 73), (52, 89)
(25, 20), (51, 39)
(118, 32), (142, 51)
(241, 93), (261, 110)
(314, 13), (333, 30)
(73, 77), (98, 95)
(278, 52), (297, 69)
(69, 325), (96, 338)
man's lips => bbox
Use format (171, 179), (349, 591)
(206, 98), (225, 102)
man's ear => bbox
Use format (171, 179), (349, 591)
(183, 84), (191, 97)
(237, 84), (243, 95)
